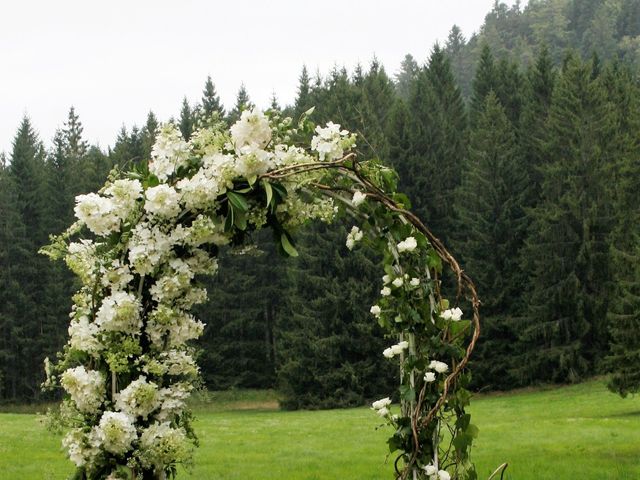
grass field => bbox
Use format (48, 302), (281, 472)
(0, 379), (638, 479)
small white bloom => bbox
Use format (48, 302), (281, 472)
(352, 190), (367, 207)
(144, 184), (181, 218)
(380, 286), (391, 296)
(438, 470), (451, 480)
(424, 371), (436, 383)
(442, 307), (463, 321)
(429, 360), (449, 373)
(377, 407), (390, 417)
(91, 411), (137, 455)
(346, 226), (363, 251)
(370, 305), (381, 317)
(230, 108), (272, 149)
(410, 277), (420, 287)
(392, 277), (404, 288)
(382, 274), (391, 284)
(383, 347), (394, 358)
(397, 236), (418, 253)
(424, 464), (437, 475)
(371, 397), (392, 410)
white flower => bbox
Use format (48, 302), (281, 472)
(424, 464), (437, 475)
(346, 226), (364, 251)
(380, 286), (391, 296)
(392, 277), (404, 288)
(68, 315), (101, 354)
(424, 371), (436, 383)
(428, 360), (449, 373)
(95, 291), (142, 334)
(115, 376), (160, 419)
(91, 411), (137, 455)
(138, 422), (192, 470)
(311, 122), (351, 161)
(442, 307), (463, 322)
(352, 190), (367, 207)
(105, 178), (142, 219)
(230, 108), (272, 149)
(384, 341), (409, 358)
(60, 366), (105, 413)
(63, 429), (98, 467)
(150, 124), (190, 181)
(74, 193), (120, 236)
(397, 236), (417, 253)
(144, 184), (181, 218)
(438, 470), (451, 480)
(371, 397), (392, 410)
(235, 144), (274, 178)
(377, 407), (390, 417)
(382, 274), (391, 284)
(410, 277), (420, 287)
(127, 222), (173, 275)
(370, 305), (381, 317)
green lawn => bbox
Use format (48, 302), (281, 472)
(0, 380), (638, 479)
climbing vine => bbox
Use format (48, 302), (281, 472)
(42, 108), (480, 480)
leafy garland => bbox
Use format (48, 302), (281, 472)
(42, 108), (481, 480)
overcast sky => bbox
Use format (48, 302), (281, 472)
(1, 0), (522, 155)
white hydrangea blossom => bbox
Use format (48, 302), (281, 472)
(410, 277), (420, 287)
(397, 236), (418, 253)
(311, 122), (351, 161)
(138, 422), (191, 470)
(392, 277), (404, 288)
(101, 259), (134, 290)
(160, 350), (198, 377)
(381, 286), (391, 296)
(424, 371), (436, 383)
(155, 383), (192, 422)
(383, 340), (409, 359)
(428, 360), (449, 374)
(176, 170), (222, 212)
(150, 124), (190, 181)
(68, 315), (101, 354)
(346, 225), (363, 250)
(229, 108), (272, 149)
(370, 305), (381, 317)
(352, 190), (367, 207)
(371, 397), (392, 410)
(63, 428), (98, 467)
(441, 307), (463, 321)
(74, 193), (120, 236)
(66, 240), (97, 285)
(60, 366), (105, 413)
(235, 144), (274, 179)
(115, 376), (160, 419)
(127, 222), (173, 275)
(104, 178), (142, 219)
(91, 411), (137, 455)
(95, 291), (142, 334)
(424, 464), (437, 476)
(144, 184), (182, 219)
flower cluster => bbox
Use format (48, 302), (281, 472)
(346, 225), (363, 250)
(383, 340), (409, 359)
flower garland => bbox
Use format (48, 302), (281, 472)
(42, 108), (480, 480)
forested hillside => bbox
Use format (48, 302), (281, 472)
(1, 0), (639, 406)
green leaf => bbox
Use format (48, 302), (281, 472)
(234, 210), (247, 230)
(227, 191), (249, 212)
(264, 181), (273, 208)
(280, 232), (299, 257)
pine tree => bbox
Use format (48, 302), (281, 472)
(179, 97), (194, 140)
(395, 54), (419, 101)
(201, 75), (225, 119)
(455, 93), (528, 390)
(471, 44), (498, 122)
(63, 106), (88, 158)
(602, 63), (640, 396)
(519, 45), (556, 202)
(227, 84), (253, 124)
(294, 66), (313, 117)
(0, 117), (50, 400)
(141, 111), (159, 160)
(277, 223), (394, 409)
(519, 56), (616, 384)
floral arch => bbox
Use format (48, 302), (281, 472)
(43, 109), (481, 480)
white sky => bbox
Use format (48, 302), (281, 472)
(0, 0), (522, 155)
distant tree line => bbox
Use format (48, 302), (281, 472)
(1, 0), (639, 406)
